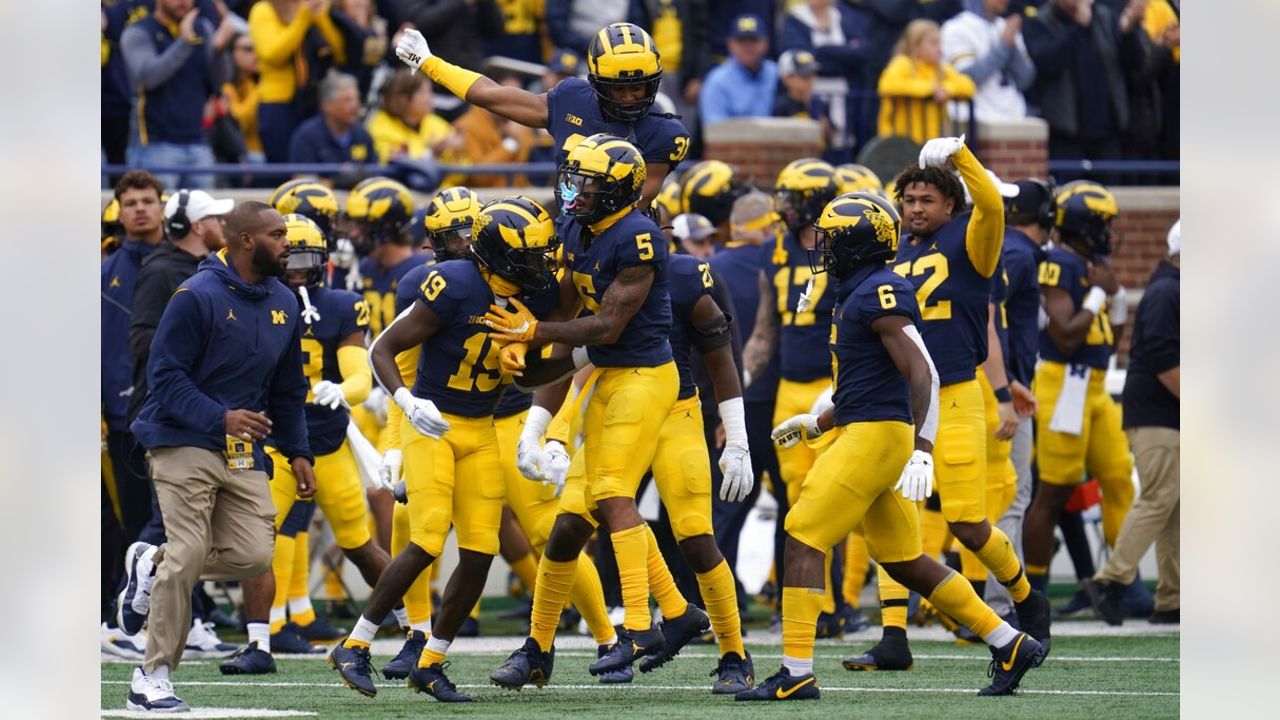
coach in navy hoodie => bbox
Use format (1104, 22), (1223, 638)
(126, 201), (315, 712)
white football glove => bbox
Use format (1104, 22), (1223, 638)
(718, 444), (753, 502)
(571, 346), (591, 370)
(542, 440), (571, 496)
(394, 387), (450, 439)
(311, 380), (346, 410)
(395, 28), (432, 71)
(364, 385), (388, 425)
(378, 449), (402, 491)
(771, 413), (822, 449)
(894, 450), (935, 502)
(331, 237), (357, 270)
(796, 276), (816, 313)
(809, 386), (834, 416)
(516, 435), (548, 482)
(918, 134), (966, 169)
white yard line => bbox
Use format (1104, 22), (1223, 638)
(101, 709), (316, 718)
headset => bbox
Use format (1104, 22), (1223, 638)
(166, 189), (192, 240)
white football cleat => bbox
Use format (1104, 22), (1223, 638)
(126, 667), (189, 713)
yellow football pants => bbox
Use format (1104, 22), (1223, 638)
(267, 442), (371, 549)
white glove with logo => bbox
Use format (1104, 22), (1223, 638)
(894, 450), (935, 502)
(394, 387), (450, 439)
(378, 449), (402, 491)
(918, 134), (966, 169)
(516, 435), (548, 482)
(771, 413), (822, 449)
(311, 380), (346, 410)
(395, 28), (432, 71)
(717, 398), (754, 502)
(542, 440), (571, 496)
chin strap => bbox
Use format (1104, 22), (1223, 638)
(298, 285), (322, 324)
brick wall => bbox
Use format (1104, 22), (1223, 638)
(1108, 188), (1180, 291)
(975, 118), (1049, 181)
(702, 117), (823, 185)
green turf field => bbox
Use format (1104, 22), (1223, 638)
(101, 628), (1178, 718)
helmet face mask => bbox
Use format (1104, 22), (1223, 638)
(557, 171), (607, 221)
(775, 159), (838, 231)
(1054, 181), (1118, 260)
(470, 197), (561, 295)
(282, 214), (330, 288)
(427, 224), (473, 262)
(587, 23), (662, 122)
(808, 193), (901, 280)
(557, 134), (646, 227)
(424, 187), (481, 262)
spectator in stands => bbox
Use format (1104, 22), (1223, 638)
(1143, 0), (1178, 160)
(699, 14), (778, 126)
(452, 73), (535, 187)
(1115, 0), (1178, 176)
(707, 0), (773, 61)
(223, 33), (265, 163)
(288, 72), (375, 185)
(102, 1), (139, 180)
(329, 0), (390, 99)
(1022, 0), (1151, 179)
(859, 0), (963, 89)
(120, 0), (235, 189)
(876, 19), (975, 144)
(249, 0), (347, 163)
(542, 48), (584, 90)
(483, 0), (546, 63)
(941, 0), (1035, 122)
(546, 0), (637, 55)
(634, 0), (712, 126)
(773, 50), (833, 149)
(397, 0), (505, 119)
(366, 69), (466, 164)
(672, 213), (717, 259)
(778, 0), (869, 157)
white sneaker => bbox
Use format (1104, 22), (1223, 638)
(126, 667), (189, 713)
(183, 620), (237, 659)
(101, 622), (146, 660)
(118, 542), (160, 634)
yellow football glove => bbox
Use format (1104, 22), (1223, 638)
(484, 297), (538, 342)
(499, 342), (528, 376)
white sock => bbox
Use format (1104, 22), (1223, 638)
(393, 606), (410, 629)
(425, 635), (451, 656)
(148, 665), (170, 680)
(287, 596), (313, 617)
(269, 606), (286, 627)
(982, 621), (1019, 649)
(247, 622), (271, 653)
(349, 615), (380, 644)
(410, 620), (432, 635)
(782, 655), (813, 676)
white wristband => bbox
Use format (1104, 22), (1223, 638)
(1082, 286), (1107, 316)
(718, 397), (748, 447)
(393, 387), (416, 413)
(1108, 286), (1128, 325)
(523, 405), (553, 442)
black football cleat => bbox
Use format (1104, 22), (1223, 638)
(710, 650), (754, 694)
(734, 666), (819, 701)
(329, 641), (378, 697)
(843, 635), (914, 671)
(490, 637), (555, 690)
(296, 617), (347, 642)
(218, 641), (277, 675)
(1014, 588), (1054, 655)
(815, 611), (844, 639)
(1148, 609), (1179, 624)
(409, 661), (472, 702)
(270, 623), (323, 655)
(383, 629), (428, 680)
(596, 644), (633, 684)
(839, 605), (872, 634)
(590, 627), (664, 675)
(1083, 579), (1125, 626)
(637, 605), (709, 672)
(979, 632), (1045, 696)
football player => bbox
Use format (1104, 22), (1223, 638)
(847, 138), (1051, 672)
(739, 191), (1044, 701)
(1022, 182), (1134, 596)
(329, 196), (561, 703)
(681, 159), (747, 244)
(833, 163), (885, 197)
(395, 22), (689, 207)
(232, 216), (392, 665)
(741, 158), (844, 634)
(481, 135), (713, 685)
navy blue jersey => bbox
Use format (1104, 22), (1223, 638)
(1001, 229), (1044, 386)
(760, 232), (837, 383)
(1038, 246), (1115, 369)
(831, 264), (921, 426)
(894, 213), (991, 386)
(546, 77), (690, 170)
(667, 253), (716, 400)
(710, 242), (779, 403)
(290, 287), (369, 455)
(991, 260), (1011, 371)
(360, 252), (431, 336)
(562, 211), (673, 368)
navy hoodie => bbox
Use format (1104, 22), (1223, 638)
(102, 239), (159, 431)
(131, 250), (313, 470)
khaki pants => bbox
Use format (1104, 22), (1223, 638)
(1095, 427), (1180, 612)
(143, 447), (276, 672)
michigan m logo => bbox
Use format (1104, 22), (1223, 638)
(271, 310), (287, 325)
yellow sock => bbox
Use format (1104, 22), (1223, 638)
(418, 646), (446, 668)
(959, 546), (988, 583)
(975, 527), (1031, 602)
(876, 565), (909, 630)
(921, 508), (949, 559)
(269, 534), (294, 634)
(470, 598), (481, 621)
(510, 551), (539, 593)
(289, 531), (316, 626)
(569, 551), (616, 645)
(644, 526), (688, 620)
(696, 560), (745, 657)
(843, 532), (870, 607)
(343, 637), (371, 649)
(323, 566), (344, 601)
(926, 571), (1002, 639)
(781, 586), (825, 662)
(613, 524), (653, 631)
(822, 550), (837, 614)
(531, 556), (577, 651)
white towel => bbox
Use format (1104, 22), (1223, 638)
(346, 421), (385, 490)
(1048, 364), (1091, 436)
